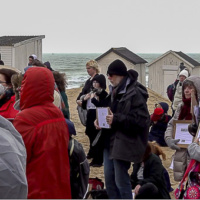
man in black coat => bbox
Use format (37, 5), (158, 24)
(95, 59), (150, 199)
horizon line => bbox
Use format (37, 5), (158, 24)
(43, 52), (200, 54)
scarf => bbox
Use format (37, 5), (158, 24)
(178, 97), (192, 120)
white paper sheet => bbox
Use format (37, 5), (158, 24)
(175, 123), (193, 144)
(86, 98), (96, 110)
(97, 107), (110, 129)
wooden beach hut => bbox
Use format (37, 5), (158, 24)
(95, 47), (147, 86)
(0, 35), (45, 72)
(147, 50), (200, 98)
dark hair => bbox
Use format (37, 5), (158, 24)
(142, 143), (152, 162)
(52, 71), (68, 92)
(182, 79), (197, 98)
(0, 68), (17, 85)
(29, 56), (34, 60)
(32, 59), (46, 67)
(0, 60), (4, 65)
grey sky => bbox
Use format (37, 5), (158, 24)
(2, 0), (200, 53)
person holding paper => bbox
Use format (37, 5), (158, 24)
(165, 75), (200, 181)
(82, 74), (108, 167)
(95, 59), (150, 199)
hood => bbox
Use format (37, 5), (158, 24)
(184, 75), (200, 99)
(128, 69), (149, 101)
(20, 67), (54, 110)
(128, 69), (138, 82)
(159, 102), (169, 113)
(92, 74), (106, 90)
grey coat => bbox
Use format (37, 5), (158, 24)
(0, 116), (28, 198)
(165, 103), (190, 181)
(188, 142), (200, 162)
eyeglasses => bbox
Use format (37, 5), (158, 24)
(0, 81), (6, 84)
(107, 73), (113, 77)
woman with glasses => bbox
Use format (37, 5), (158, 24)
(0, 68), (19, 120)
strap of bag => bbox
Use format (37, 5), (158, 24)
(70, 138), (75, 156)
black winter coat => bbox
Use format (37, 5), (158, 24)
(82, 90), (108, 136)
(130, 153), (171, 199)
(102, 70), (150, 163)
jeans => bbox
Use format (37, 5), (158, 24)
(104, 148), (132, 199)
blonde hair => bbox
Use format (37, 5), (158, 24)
(86, 60), (100, 73)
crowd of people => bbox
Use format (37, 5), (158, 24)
(0, 56), (200, 199)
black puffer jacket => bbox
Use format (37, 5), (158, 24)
(102, 69), (150, 163)
(131, 153), (171, 199)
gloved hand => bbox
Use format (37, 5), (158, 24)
(166, 138), (180, 150)
(188, 123), (198, 137)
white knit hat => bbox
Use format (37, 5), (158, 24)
(179, 69), (189, 78)
(31, 54), (37, 60)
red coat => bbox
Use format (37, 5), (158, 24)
(13, 67), (71, 199)
(0, 95), (19, 119)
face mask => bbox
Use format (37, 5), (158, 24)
(0, 84), (6, 95)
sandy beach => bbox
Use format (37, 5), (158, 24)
(66, 87), (179, 198)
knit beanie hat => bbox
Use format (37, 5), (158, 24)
(179, 69), (189, 78)
(151, 108), (164, 121)
(159, 102), (169, 113)
(92, 74), (106, 90)
(107, 59), (128, 76)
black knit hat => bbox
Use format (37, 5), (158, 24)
(107, 59), (127, 76)
(92, 74), (106, 90)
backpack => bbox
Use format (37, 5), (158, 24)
(85, 178), (108, 199)
(167, 79), (179, 102)
(68, 137), (90, 199)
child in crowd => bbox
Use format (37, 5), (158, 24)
(149, 102), (171, 146)
(82, 74), (107, 167)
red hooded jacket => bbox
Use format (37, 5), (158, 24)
(13, 67), (71, 199)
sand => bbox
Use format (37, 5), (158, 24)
(66, 87), (179, 198)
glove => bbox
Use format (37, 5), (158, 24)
(188, 123), (198, 137)
(166, 138), (180, 150)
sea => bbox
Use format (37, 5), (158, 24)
(42, 53), (200, 89)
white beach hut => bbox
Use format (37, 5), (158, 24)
(95, 47), (147, 86)
(0, 35), (45, 72)
(147, 50), (200, 98)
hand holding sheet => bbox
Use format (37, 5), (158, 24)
(96, 107), (111, 129)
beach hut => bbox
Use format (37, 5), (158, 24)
(0, 35), (45, 72)
(147, 50), (200, 98)
(95, 47), (147, 86)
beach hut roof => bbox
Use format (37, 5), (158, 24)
(147, 50), (200, 68)
(96, 47), (147, 65)
(0, 35), (45, 46)
(174, 51), (200, 67)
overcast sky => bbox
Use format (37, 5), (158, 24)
(2, 0), (200, 53)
